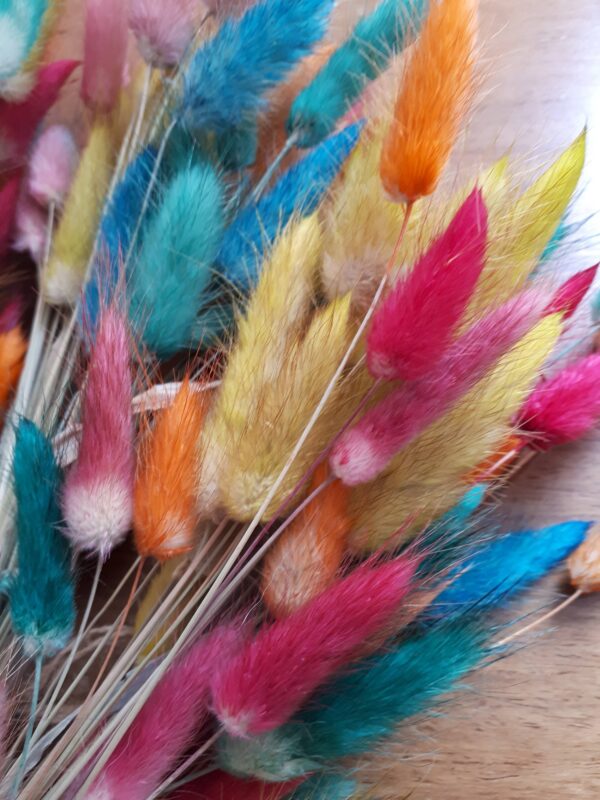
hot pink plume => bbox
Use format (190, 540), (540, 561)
(544, 264), (598, 320)
(86, 626), (242, 800)
(167, 772), (302, 800)
(129, 0), (200, 68)
(332, 290), (547, 485)
(62, 307), (134, 558)
(0, 173), (21, 258)
(517, 354), (600, 449)
(210, 557), (417, 736)
(28, 125), (79, 208)
(13, 191), (48, 264)
(0, 298), (22, 334)
(367, 188), (488, 381)
(0, 61), (79, 168)
(82, 0), (128, 113)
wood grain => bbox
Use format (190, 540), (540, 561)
(334, 0), (600, 797)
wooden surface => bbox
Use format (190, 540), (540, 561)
(335, 1), (600, 797)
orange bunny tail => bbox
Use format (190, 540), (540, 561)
(380, 0), (478, 205)
(261, 464), (350, 619)
(134, 379), (208, 561)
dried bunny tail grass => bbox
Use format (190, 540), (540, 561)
(348, 313), (563, 551)
(261, 464), (350, 618)
(42, 119), (115, 305)
(134, 379), (208, 561)
(471, 129), (586, 312)
(322, 138), (508, 309)
(380, 0), (478, 204)
(197, 217), (323, 516)
(208, 294), (353, 521)
(252, 45), (335, 184)
(62, 306), (134, 558)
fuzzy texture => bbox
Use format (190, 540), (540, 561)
(198, 216), (322, 516)
(253, 45), (334, 183)
(473, 131), (587, 312)
(181, 0), (335, 134)
(0, 173), (22, 259)
(211, 556), (417, 736)
(261, 465), (350, 618)
(83, 146), (157, 336)
(517, 355), (600, 449)
(0, 326), (27, 410)
(289, 0), (425, 148)
(14, 191), (48, 264)
(348, 314), (563, 550)
(28, 125), (79, 208)
(381, 0), (477, 202)
(431, 521), (591, 616)
(569, 526), (600, 593)
(44, 120), (115, 305)
(216, 121), (362, 292)
(167, 772), (301, 800)
(204, 295), (352, 521)
(0, 0), (60, 100)
(544, 265), (598, 319)
(367, 188), (487, 380)
(129, 162), (225, 357)
(417, 483), (488, 578)
(82, 0), (128, 113)
(218, 622), (489, 779)
(134, 380), (207, 560)
(62, 308), (134, 558)
(261, 465), (350, 619)
(86, 626), (241, 800)
(129, 0), (200, 68)
(0, 60), (79, 168)
(8, 419), (75, 657)
(289, 775), (356, 800)
(333, 290), (547, 486)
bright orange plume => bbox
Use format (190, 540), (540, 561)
(0, 327), (27, 411)
(134, 380), (207, 561)
(261, 464), (350, 618)
(380, 0), (478, 204)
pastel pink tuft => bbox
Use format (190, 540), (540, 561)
(82, 0), (128, 113)
(210, 557), (417, 736)
(28, 125), (79, 208)
(63, 307), (134, 558)
(129, 0), (200, 68)
(367, 188), (488, 381)
(332, 289), (547, 485)
(13, 191), (48, 264)
(544, 264), (598, 320)
(518, 354), (600, 449)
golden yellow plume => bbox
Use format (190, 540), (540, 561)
(42, 68), (157, 305)
(471, 130), (586, 312)
(348, 314), (563, 551)
(203, 291), (352, 522)
(42, 119), (114, 305)
(198, 217), (325, 517)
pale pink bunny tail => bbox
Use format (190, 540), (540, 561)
(62, 307), (134, 558)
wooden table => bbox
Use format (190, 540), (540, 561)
(334, 1), (600, 797)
